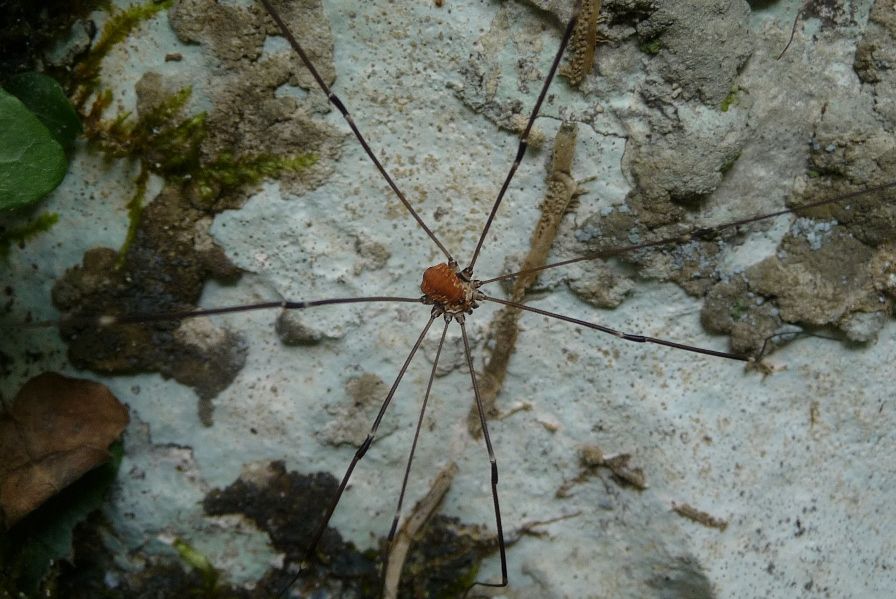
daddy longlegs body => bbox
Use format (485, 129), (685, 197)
(2, 0), (896, 597)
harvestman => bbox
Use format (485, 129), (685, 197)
(254, 0), (744, 594)
(234, 0), (896, 595)
(10, 0), (896, 596)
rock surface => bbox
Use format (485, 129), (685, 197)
(1, 0), (894, 597)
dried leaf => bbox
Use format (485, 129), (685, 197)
(0, 372), (129, 528)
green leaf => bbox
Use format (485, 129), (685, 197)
(0, 88), (67, 212)
(4, 72), (83, 149)
(173, 537), (219, 589)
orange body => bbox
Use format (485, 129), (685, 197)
(421, 263), (465, 305)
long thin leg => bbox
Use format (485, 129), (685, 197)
(277, 311), (438, 597)
(458, 317), (508, 590)
(381, 318), (451, 588)
(257, 0), (454, 263)
(477, 180), (896, 286)
(20, 296), (423, 329)
(465, 0), (583, 274)
(482, 295), (750, 362)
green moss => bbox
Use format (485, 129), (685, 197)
(85, 86), (316, 258)
(72, 0), (174, 106)
(116, 165), (149, 267)
(90, 86), (205, 177)
(197, 152), (318, 200)
(639, 38), (662, 55)
(89, 86), (316, 187)
(172, 538), (219, 592)
(0, 212), (60, 257)
(70, 1), (316, 264)
(720, 87), (738, 112)
(729, 299), (748, 321)
(719, 151), (741, 174)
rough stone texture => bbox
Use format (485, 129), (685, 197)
(169, 0), (342, 196)
(567, 260), (635, 308)
(315, 372), (395, 447)
(275, 310), (327, 345)
(567, 0), (896, 357)
(52, 204), (249, 426)
(636, 0), (753, 106)
(48, 0), (344, 425)
(1, 0), (895, 598)
(854, 0), (896, 123)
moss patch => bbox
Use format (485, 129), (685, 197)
(719, 87), (737, 112)
(639, 38), (662, 55)
(71, 0), (174, 107)
(50, 0), (343, 424)
(0, 212), (59, 258)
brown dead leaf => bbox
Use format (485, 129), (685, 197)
(0, 372), (129, 528)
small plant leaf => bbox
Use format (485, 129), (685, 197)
(4, 72), (83, 149)
(0, 89), (68, 211)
